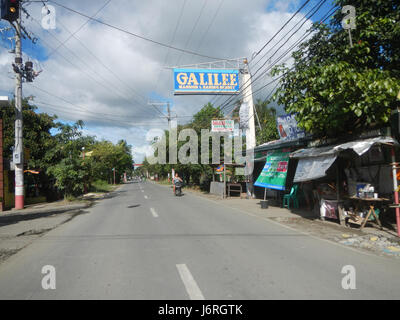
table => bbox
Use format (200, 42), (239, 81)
(227, 183), (243, 199)
(347, 197), (390, 230)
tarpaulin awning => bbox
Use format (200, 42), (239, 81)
(294, 155), (337, 183)
(290, 136), (399, 159)
(291, 136), (399, 183)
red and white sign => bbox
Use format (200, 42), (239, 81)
(211, 120), (235, 132)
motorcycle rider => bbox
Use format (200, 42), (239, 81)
(173, 173), (183, 195)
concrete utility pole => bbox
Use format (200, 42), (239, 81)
(167, 102), (171, 130)
(242, 62), (256, 199)
(14, 16), (24, 209)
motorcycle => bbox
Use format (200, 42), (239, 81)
(174, 180), (183, 196)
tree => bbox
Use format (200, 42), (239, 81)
(89, 139), (133, 184)
(46, 121), (93, 198)
(270, 0), (400, 137)
(143, 103), (225, 189)
(254, 99), (279, 145)
(0, 98), (60, 199)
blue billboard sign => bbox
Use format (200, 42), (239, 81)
(276, 114), (305, 141)
(173, 68), (240, 95)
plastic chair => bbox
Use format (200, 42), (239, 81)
(283, 184), (299, 209)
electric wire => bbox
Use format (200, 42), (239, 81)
(49, 0), (225, 61)
(27, 16), (159, 118)
(174, 0), (208, 66)
(46, 0), (113, 58)
(217, 4), (336, 113)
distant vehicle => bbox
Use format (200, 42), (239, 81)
(174, 180), (183, 197)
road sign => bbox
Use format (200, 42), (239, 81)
(211, 119), (235, 133)
(174, 68), (239, 95)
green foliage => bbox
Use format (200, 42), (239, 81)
(47, 157), (87, 197)
(189, 102), (224, 133)
(91, 179), (114, 193)
(270, 0), (400, 137)
(254, 99), (279, 145)
(89, 139), (133, 184)
(142, 103), (225, 190)
(2, 98), (133, 199)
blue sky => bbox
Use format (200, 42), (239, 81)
(0, 0), (338, 161)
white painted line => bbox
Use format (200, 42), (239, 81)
(150, 207), (159, 218)
(144, 195), (148, 199)
(176, 264), (205, 300)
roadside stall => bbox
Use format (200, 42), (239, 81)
(209, 162), (246, 198)
(290, 136), (400, 232)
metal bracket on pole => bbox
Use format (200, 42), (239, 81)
(166, 57), (248, 70)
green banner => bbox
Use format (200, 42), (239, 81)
(254, 149), (290, 191)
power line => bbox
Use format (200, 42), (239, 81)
(249, 0), (311, 63)
(175, 0), (208, 66)
(219, 6), (337, 112)
(28, 84), (193, 123)
(251, 0), (326, 69)
(49, 0), (224, 61)
(203, 0), (314, 114)
(27, 16), (158, 118)
(46, 0), (113, 58)
(194, 0), (225, 54)
(49, 13), (149, 106)
(27, 83), (161, 120)
(217, 4), (334, 113)
(252, 0), (327, 78)
(154, 0), (188, 96)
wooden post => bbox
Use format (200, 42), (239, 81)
(336, 162), (345, 225)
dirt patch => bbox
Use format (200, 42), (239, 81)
(17, 228), (53, 237)
(0, 249), (19, 264)
(269, 216), (400, 258)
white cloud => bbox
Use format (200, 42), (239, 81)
(0, 0), (314, 162)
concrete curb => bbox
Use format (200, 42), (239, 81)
(0, 202), (91, 221)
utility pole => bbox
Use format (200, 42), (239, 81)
(14, 14), (24, 209)
(241, 60), (256, 199)
(167, 102), (171, 130)
(1, 1), (40, 209)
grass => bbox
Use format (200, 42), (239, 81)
(157, 179), (172, 186)
(91, 180), (115, 193)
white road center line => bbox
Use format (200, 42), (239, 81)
(176, 264), (205, 300)
(150, 208), (159, 218)
(144, 195), (148, 199)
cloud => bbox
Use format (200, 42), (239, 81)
(0, 0), (319, 162)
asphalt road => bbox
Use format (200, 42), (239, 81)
(0, 181), (399, 299)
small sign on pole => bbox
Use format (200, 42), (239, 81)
(211, 119), (235, 133)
